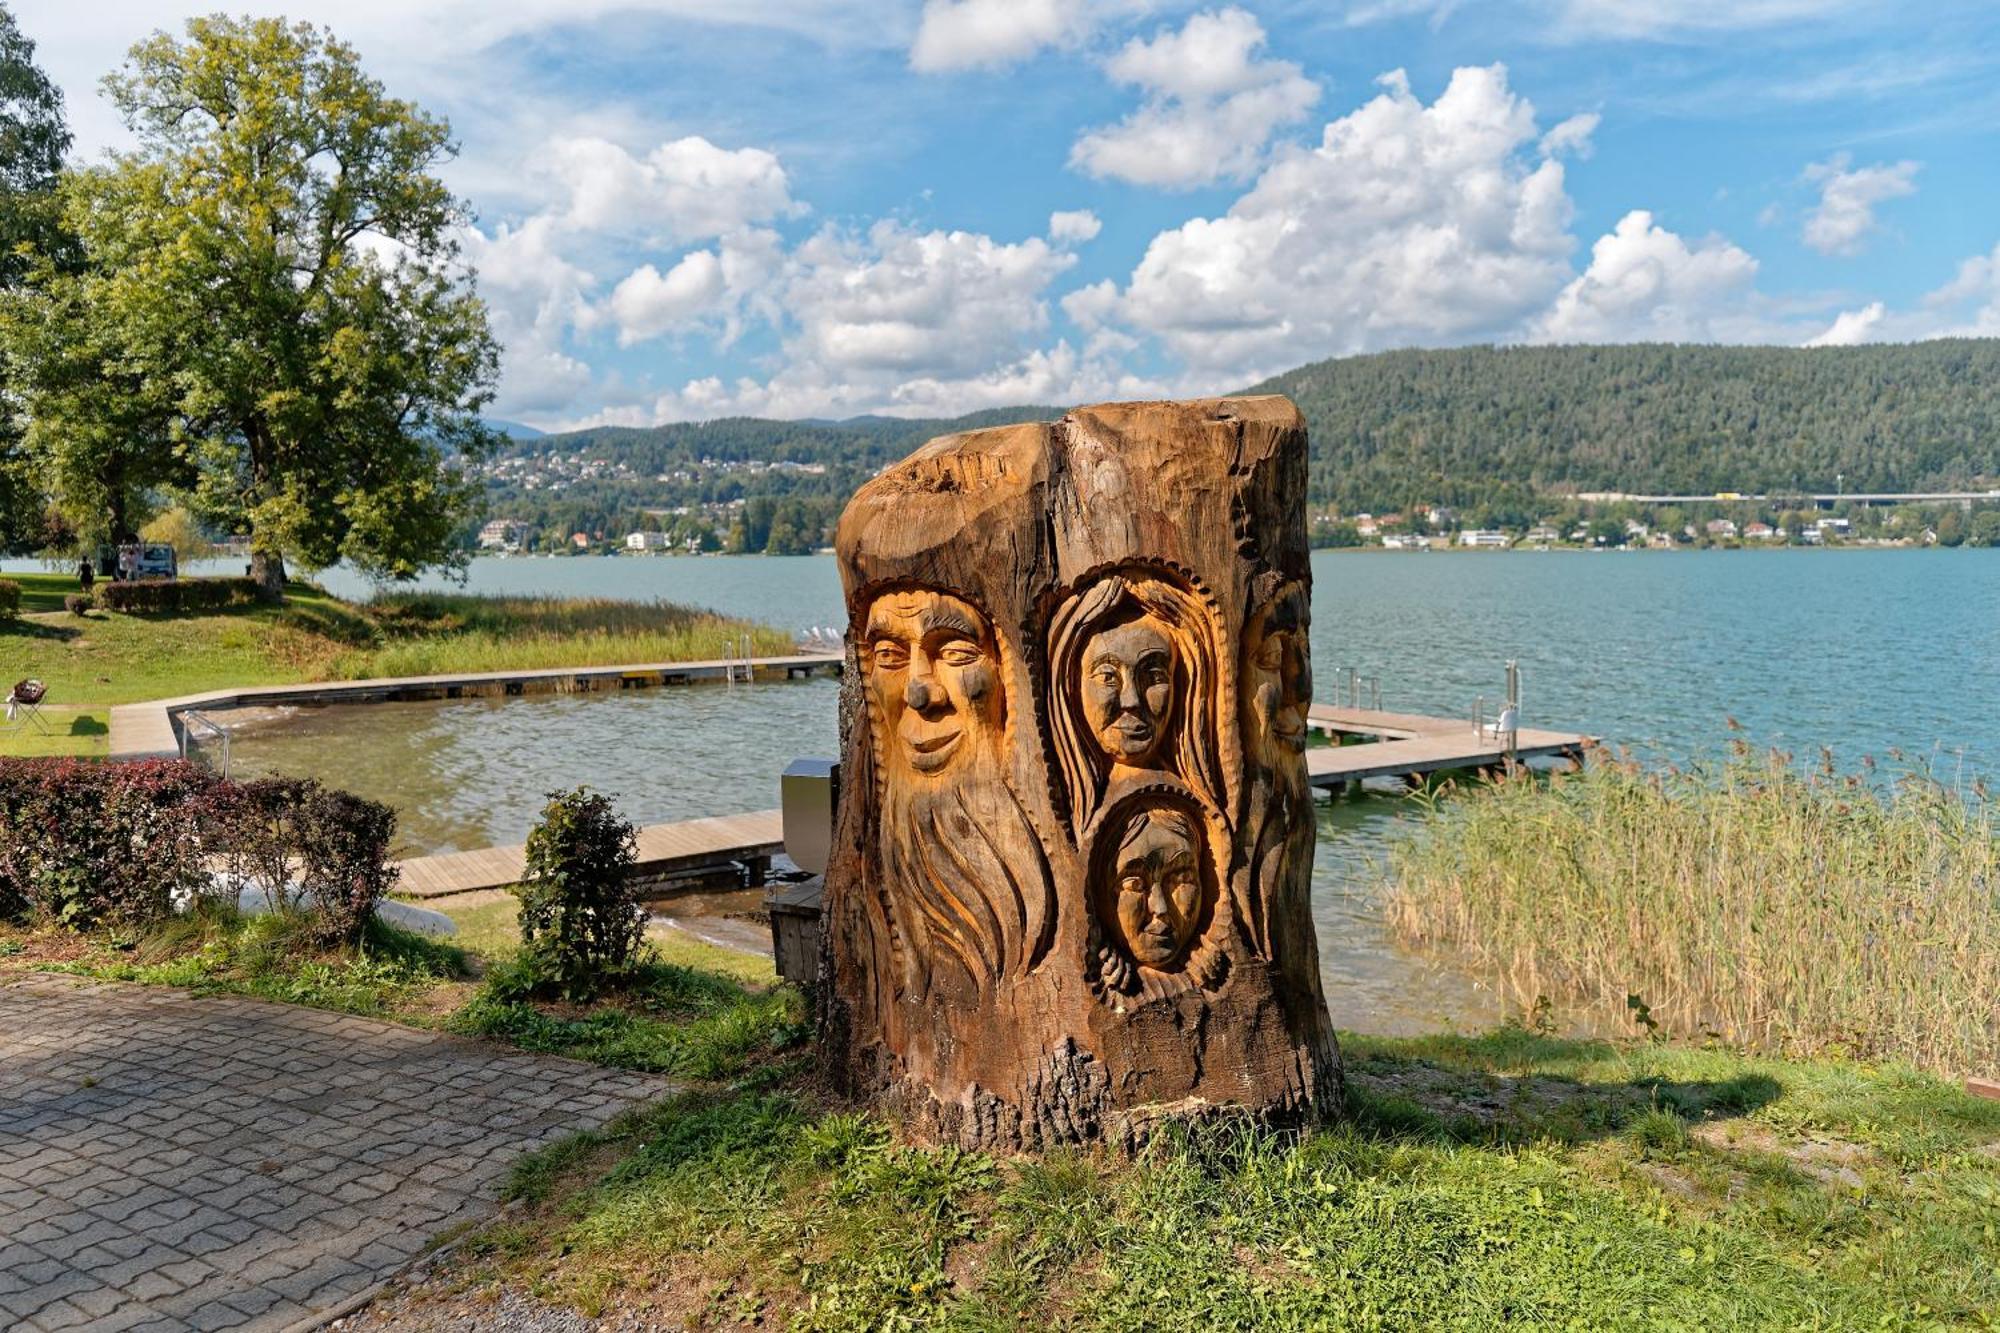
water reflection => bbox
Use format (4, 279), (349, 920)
(220, 679), (1506, 1036)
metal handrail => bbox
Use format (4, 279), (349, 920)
(179, 710), (232, 777)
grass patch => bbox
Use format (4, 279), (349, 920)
(448, 956), (806, 1079)
(415, 1031), (2000, 1330)
(0, 574), (790, 756)
(431, 894), (777, 986)
(11, 905), (471, 1018)
(1386, 751), (2000, 1078)
(326, 592), (792, 679)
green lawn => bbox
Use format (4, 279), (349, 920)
(0, 573), (360, 706)
(0, 573), (789, 758)
(6, 895), (1995, 1329)
(443, 1030), (2000, 1331)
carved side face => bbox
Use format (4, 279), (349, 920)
(1100, 807), (1203, 969)
(1244, 588), (1311, 764)
(863, 590), (1003, 778)
(1079, 613), (1176, 768)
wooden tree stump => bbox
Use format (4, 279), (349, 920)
(818, 396), (1340, 1150)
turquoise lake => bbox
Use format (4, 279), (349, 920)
(210, 547), (1997, 1035)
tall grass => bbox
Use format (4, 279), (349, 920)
(1386, 749), (2000, 1076)
(328, 593), (795, 678)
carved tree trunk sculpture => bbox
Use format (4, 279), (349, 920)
(818, 396), (1340, 1150)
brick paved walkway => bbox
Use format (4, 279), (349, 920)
(0, 975), (672, 1332)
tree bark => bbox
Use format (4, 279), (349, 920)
(249, 545), (286, 601)
(818, 396), (1340, 1151)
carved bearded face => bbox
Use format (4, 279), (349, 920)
(1079, 614), (1175, 768)
(1102, 807), (1203, 969)
(864, 590), (1003, 777)
(1244, 591), (1311, 764)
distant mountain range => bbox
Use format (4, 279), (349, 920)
(489, 340), (2000, 515)
(484, 419), (546, 440)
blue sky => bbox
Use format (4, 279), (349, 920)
(19, 0), (2000, 428)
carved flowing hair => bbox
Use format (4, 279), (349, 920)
(1046, 567), (1226, 839)
(852, 583), (1054, 1001)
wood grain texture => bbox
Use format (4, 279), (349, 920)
(820, 396), (1341, 1150)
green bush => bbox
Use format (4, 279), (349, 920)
(0, 760), (397, 940)
(98, 577), (263, 613)
(220, 777), (400, 945)
(0, 759), (222, 927)
(513, 787), (644, 999)
(63, 592), (92, 615)
(0, 580), (18, 618)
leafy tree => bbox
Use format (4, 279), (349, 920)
(0, 5), (67, 287)
(17, 17), (499, 594)
(0, 5), (69, 548)
(1586, 517), (1626, 547)
(1966, 509), (2000, 548)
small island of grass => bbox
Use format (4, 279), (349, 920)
(0, 572), (795, 757)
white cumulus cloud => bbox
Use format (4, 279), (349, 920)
(542, 134), (797, 246)
(1533, 209), (1761, 342)
(1049, 209), (1104, 243)
(1069, 8), (1319, 188)
(1804, 301), (1886, 347)
(1801, 154), (1919, 257)
(1098, 64), (1575, 380)
(1539, 111), (1599, 158)
(607, 251), (726, 346)
(631, 220), (1158, 421)
(459, 215), (598, 415)
(910, 0), (1121, 71)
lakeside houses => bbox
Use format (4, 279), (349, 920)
(1745, 521), (1778, 540)
(1524, 524), (1561, 545)
(477, 518), (527, 552)
(625, 530), (671, 552)
(1706, 518), (1739, 539)
(1459, 529), (1509, 548)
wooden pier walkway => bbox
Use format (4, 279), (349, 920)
(394, 808), (785, 900)
(107, 653), (844, 760)
(1305, 704), (1591, 789)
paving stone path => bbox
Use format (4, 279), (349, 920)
(0, 975), (673, 1332)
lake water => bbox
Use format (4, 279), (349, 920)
(208, 547), (1995, 1036)
(305, 546), (2000, 778)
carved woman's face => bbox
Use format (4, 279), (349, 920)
(1104, 810), (1202, 969)
(1079, 614), (1175, 767)
(864, 590), (1003, 777)
(1244, 593), (1310, 764)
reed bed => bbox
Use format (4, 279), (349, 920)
(1386, 749), (2000, 1077)
(329, 593), (794, 679)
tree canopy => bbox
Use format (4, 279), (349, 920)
(0, 2), (68, 549)
(6, 15), (499, 590)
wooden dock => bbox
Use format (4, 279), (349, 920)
(1305, 704), (1591, 790)
(394, 808), (785, 899)
(107, 653), (844, 761)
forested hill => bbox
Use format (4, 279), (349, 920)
(1244, 340), (2000, 512)
(489, 342), (2000, 544)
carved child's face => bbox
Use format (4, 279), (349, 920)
(1104, 810), (1202, 969)
(1244, 593), (1310, 763)
(1079, 614), (1175, 767)
(864, 590), (1003, 777)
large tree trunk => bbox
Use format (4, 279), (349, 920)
(818, 396), (1340, 1151)
(249, 545), (286, 601)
